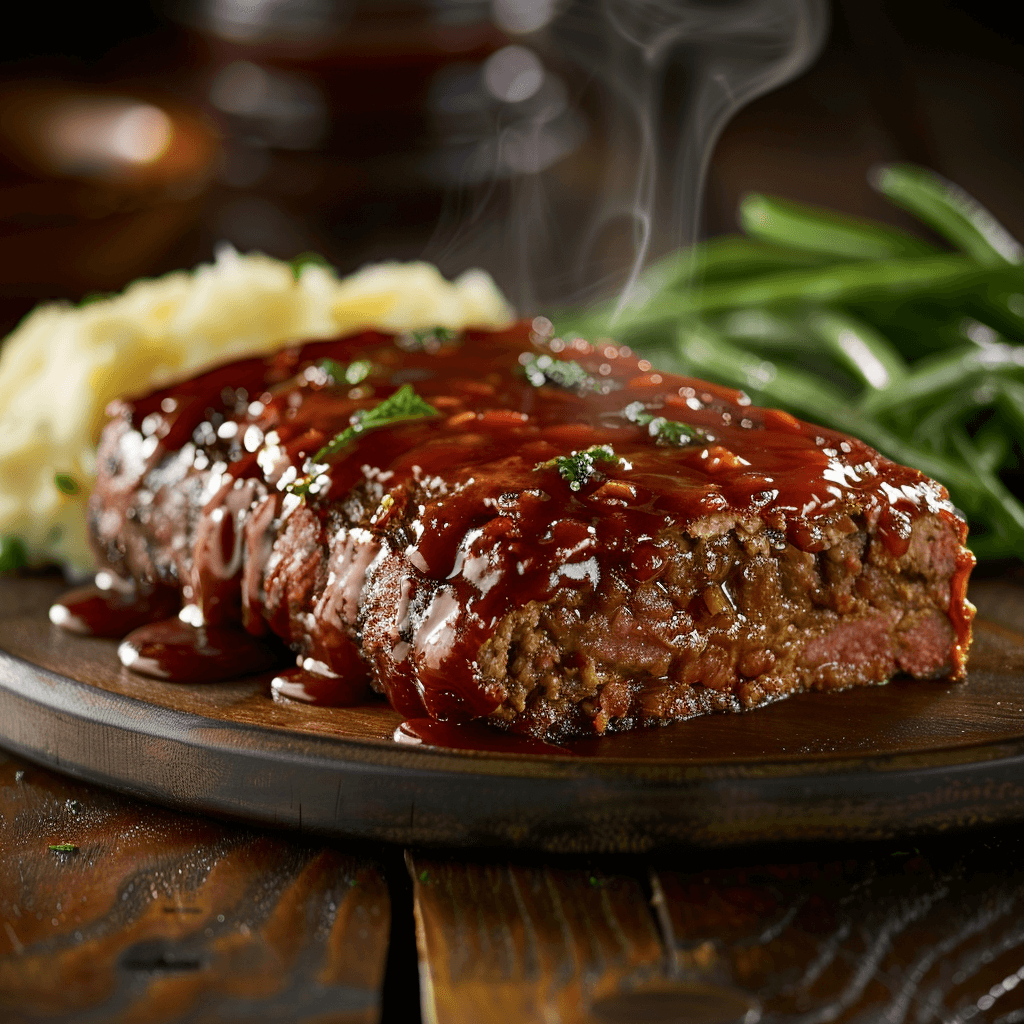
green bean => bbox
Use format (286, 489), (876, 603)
(949, 429), (1024, 543)
(860, 349), (1024, 417)
(872, 163), (1024, 267)
(552, 166), (1024, 561)
(909, 390), (987, 450)
(971, 418), (1011, 475)
(675, 325), (852, 423)
(616, 256), (982, 335)
(805, 309), (907, 392)
(844, 300), (977, 360)
(740, 193), (937, 261)
(995, 379), (1024, 438)
(961, 281), (1024, 344)
(642, 237), (832, 292)
(561, 239), (832, 336)
(714, 308), (816, 352)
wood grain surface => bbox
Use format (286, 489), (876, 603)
(407, 854), (668, 1024)
(409, 835), (1024, 1024)
(0, 750), (390, 1024)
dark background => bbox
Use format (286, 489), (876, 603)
(2, 0), (1023, 330)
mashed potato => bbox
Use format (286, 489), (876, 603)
(0, 249), (512, 571)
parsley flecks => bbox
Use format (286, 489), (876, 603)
(623, 401), (710, 446)
(54, 473), (80, 496)
(535, 444), (628, 492)
(288, 384), (440, 496)
(317, 358), (373, 386)
(521, 353), (597, 392)
(49, 843), (78, 852)
(398, 326), (460, 352)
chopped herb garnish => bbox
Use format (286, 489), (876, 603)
(49, 843), (78, 852)
(623, 401), (709, 446)
(398, 326), (460, 352)
(344, 360), (372, 385)
(289, 384), (440, 497)
(54, 473), (80, 496)
(289, 252), (331, 280)
(0, 535), (28, 573)
(535, 444), (628, 492)
(521, 353), (598, 391)
(317, 358), (373, 386)
(413, 326), (457, 345)
(79, 292), (112, 306)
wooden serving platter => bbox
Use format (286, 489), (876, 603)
(2, 575), (1024, 852)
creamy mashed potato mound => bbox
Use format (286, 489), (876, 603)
(0, 249), (512, 570)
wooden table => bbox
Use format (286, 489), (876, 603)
(5, 744), (1024, 1023)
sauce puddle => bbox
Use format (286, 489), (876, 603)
(49, 581), (180, 638)
(270, 667), (372, 707)
(118, 617), (284, 683)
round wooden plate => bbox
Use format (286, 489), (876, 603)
(2, 576), (1024, 852)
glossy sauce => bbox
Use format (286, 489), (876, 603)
(118, 616), (283, 683)
(271, 667), (372, 706)
(49, 581), (180, 638)
(72, 319), (973, 726)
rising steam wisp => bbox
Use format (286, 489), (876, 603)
(424, 0), (827, 314)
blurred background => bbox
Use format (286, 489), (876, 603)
(1, 0), (1022, 333)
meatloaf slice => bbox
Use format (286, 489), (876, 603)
(89, 320), (975, 738)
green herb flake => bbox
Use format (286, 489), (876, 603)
(344, 360), (373, 385)
(521, 353), (598, 392)
(414, 326), (456, 344)
(290, 252), (331, 280)
(316, 358), (373, 386)
(418, 869), (430, 884)
(49, 843), (78, 853)
(289, 385), (440, 497)
(316, 358), (346, 383)
(54, 473), (80, 496)
(0, 535), (28, 573)
(623, 401), (709, 446)
(535, 444), (627, 492)
(399, 326), (460, 352)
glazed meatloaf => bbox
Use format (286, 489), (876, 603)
(89, 319), (975, 738)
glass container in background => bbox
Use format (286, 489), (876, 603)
(169, 0), (825, 311)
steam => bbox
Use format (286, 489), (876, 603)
(424, 0), (827, 314)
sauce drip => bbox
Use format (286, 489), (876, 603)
(118, 616), (284, 683)
(49, 582), (180, 638)
(271, 667), (372, 707)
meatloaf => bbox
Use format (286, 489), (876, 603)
(89, 319), (975, 738)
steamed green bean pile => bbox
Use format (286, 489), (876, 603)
(557, 164), (1024, 561)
